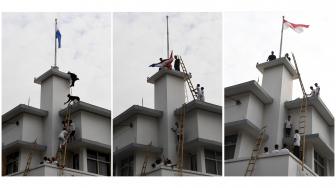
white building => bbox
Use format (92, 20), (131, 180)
(113, 69), (222, 176)
(225, 57), (334, 176)
(2, 66), (111, 176)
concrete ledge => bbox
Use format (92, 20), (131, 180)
(2, 104), (48, 124)
(2, 140), (47, 153)
(147, 69), (188, 84)
(175, 100), (222, 115)
(34, 66), (70, 84)
(67, 138), (111, 153)
(145, 165), (214, 176)
(113, 105), (163, 126)
(113, 143), (162, 158)
(225, 80), (273, 104)
(184, 138), (222, 151)
(225, 119), (269, 140)
(285, 96), (334, 126)
(59, 101), (111, 119)
(256, 57), (298, 79)
(8, 163), (99, 176)
(306, 133), (334, 159)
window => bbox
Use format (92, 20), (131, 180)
(314, 151), (325, 176)
(205, 149), (222, 175)
(190, 154), (197, 171)
(6, 152), (19, 175)
(225, 135), (238, 160)
(120, 155), (134, 176)
(87, 150), (110, 176)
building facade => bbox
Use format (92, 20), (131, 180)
(113, 69), (222, 176)
(225, 58), (334, 176)
(2, 66), (111, 176)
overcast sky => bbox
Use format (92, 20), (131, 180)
(2, 13), (111, 113)
(113, 12), (222, 117)
(224, 12), (336, 117)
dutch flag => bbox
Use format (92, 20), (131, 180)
(56, 26), (61, 48)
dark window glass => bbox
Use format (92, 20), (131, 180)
(225, 135), (238, 160)
(190, 154), (197, 171)
(204, 149), (222, 175)
(6, 152), (19, 175)
(120, 155), (134, 176)
(86, 150), (110, 176)
(314, 151), (325, 176)
(73, 153), (79, 170)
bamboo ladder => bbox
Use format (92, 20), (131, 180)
(23, 138), (38, 176)
(292, 53), (308, 171)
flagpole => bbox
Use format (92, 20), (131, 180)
(279, 16), (284, 58)
(54, 18), (57, 67)
(166, 15), (169, 58)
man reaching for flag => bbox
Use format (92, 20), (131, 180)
(149, 51), (174, 70)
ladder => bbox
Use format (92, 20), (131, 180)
(23, 138), (38, 176)
(179, 57), (197, 100)
(244, 126), (266, 176)
(176, 103), (186, 176)
(292, 53), (308, 170)
(58, 103), (72, 176)
(140, 142), (152, 176)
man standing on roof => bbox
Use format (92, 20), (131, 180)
(308, 86), (316, 97)
(314, 83), (320, 97)
(174, 55), (181, 71)
(195, 84), (201, 100)
(293, 129), (301, 159)
(284, 115), (293, 137)
(200, 87), (205, 101)
(267, 51), (276, 61)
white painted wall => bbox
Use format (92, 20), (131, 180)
(311, 108), (332, 147)
(237, 131), (255, 158)
(21, 114), (44, 144)
(113, 119), (136, 151)
(197, 110), (222, 143)
(135, 115), (159, 147)
(80, 111), (111, 146)
(224, 93), (249, 123)
(183, 110), (198, 143)
(246, 94), (264, 129)
(2, 116), (22, 145)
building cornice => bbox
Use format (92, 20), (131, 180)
(2, 104), (48, 124)
(256, 57), (298, 79)
(113, 105), (163, 126)
(34, 66), (70, 84)
(59, 101), (111, 119)
(225, 80), (273, 104)
(2, 140), (47, 153)
(147, 69), (188, 84)
(285, 96), (334, 126)
(174, 100), (222, 115)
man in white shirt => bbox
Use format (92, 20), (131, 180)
(200, 87), (205, 101)
(308, 86), (316, 97)
(284, 115), (292, 137)
(314, 83), (320, 97)
(195, 84), (201, 100)
(293, 130), (301, 159)
(271, 144), (279, 154)
(58, 128), (68, 149)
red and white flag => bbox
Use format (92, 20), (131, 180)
(283, 19), (309, 33)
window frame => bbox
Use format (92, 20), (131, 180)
(314, 150), (326, 176)
(86, 149), (110, 176)
(225, 134), (238, 160)
(120, 155), (134, 176)
(6, 152), (20, 175)
(204, 149), (222, 175)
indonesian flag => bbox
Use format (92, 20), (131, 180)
(283, 19), (309, 33)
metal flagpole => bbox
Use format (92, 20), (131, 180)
(166, 15), (169, 58)
(54, 18), (57, 67)
(279, 16), (285, 58)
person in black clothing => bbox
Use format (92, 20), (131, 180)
(174, 55), (181, 71)
(67, 71), (79, 87)
(267, 51), (276, 61)
(285, 53), (291, 61)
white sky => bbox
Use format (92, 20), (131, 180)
(224, 12), (336, 117)
(113, 13), (222, 117)
(2, 13), (111, 113)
